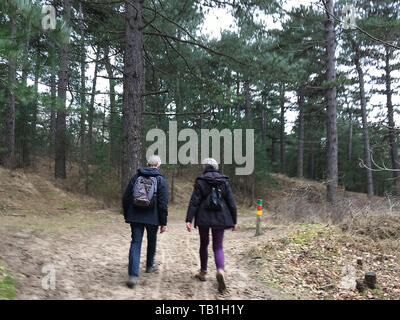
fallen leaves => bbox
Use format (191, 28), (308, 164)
(251, 223), (400, 300)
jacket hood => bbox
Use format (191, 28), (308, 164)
(137, 167), (162, 177)
(197, 168), (228, 185)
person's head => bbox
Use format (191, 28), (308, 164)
(147, 155), (161, 169)
(202, 158), (218, 171)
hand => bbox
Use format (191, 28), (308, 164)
(160, 226), (167, 233)
(186, 222), (192, 232)
(232, 225), (237, 231)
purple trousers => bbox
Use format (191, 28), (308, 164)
(198, 226), (225, 272)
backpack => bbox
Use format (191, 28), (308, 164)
(204, 184), (223, 211)
(132, 175), (158, 208)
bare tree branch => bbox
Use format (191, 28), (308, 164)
(317, 0), (400, 50)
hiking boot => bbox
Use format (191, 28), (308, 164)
(195, 270), (207, 282)
(146, 263), (159, 273)
(126, 276), (137, 288)
(216, 269), (226, 293)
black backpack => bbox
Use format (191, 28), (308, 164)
(204, 184), (223, 211)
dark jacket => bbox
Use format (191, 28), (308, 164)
(186, 168), (237, 229)
(122, 167), (168, 226)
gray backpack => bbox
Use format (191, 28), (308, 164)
(132, 176), (158, 208)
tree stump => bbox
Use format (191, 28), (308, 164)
(356, 279), (366, 292)
(365, 272), (377, 289)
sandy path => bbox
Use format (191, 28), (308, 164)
(0, 216), (283, 300)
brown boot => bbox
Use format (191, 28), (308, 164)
(195, 270), (207, 281)
(216, 269), (226, 293)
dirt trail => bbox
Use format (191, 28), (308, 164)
(0, 215), (283, 300)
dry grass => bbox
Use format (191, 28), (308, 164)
(22, 158), (257, 215)
(340, 209), (400, 242)
(0, 160), (253, 233)
(265, 174), (398, 227)
(251, 223), (400, 300)
(247, 174), (400, 299)
(269, 180), (400, 252)
(0, 163), (118, 233)
(6, 158), (400, 240)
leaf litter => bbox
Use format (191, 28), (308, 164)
(250, 223), (400, 300)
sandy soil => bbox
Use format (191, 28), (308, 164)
(0, 215), (284, 300)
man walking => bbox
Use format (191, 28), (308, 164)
(122, 155), (168, 288)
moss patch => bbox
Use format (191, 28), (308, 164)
(0, 265), (17, 300)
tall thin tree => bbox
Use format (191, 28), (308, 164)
(4, 2), (16, 169)
(384, 46), (400, 193)
(324, 0), (339, 203)
(122, 0), (144, 191)
(297, 86), (305, 178)
(349, 36), (374, 197)
(55, 0), (72, 179)
(280, 83), (286, 174)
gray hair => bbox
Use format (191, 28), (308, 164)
(147, 155), (162, 167)
(202, 158), (218, 170)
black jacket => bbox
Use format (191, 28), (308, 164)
(186, 168), (237, 228)
(122, 167), (168, 226)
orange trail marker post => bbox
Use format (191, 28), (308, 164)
(256, 199), (262, 236)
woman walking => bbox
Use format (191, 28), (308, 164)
(185, 158), (237, 293)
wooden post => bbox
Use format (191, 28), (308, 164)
(365, 272), (377, 289)
(256, 199), (262, 236)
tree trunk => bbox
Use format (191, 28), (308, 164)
(348, 107), (353, 164)
(55, 0), (71, 179)
(122, 0), (144, 191)
(79, 3), (87, 178)
(175, 30), (183, 130)
(21, 30), (31, 168)
(31, 47), (40, 166)
(261, 94), (267, 145)
(49, 41), (57, 158)
(236, 75), (240, 117)
(262, 109), (267, 143)
(271, 136), (276, 165)
(104, 44), (118, 167)
(307, 144), (315, 179)
(87, 49), (100, 147)
(324, 0), (339, 203)
(280, 83), (286, 174)
(352, 40), (374, 197)
(84, 48), (100, 193)
(4, 6), (16, 169)
(297, 86), (305, 178)
(384, 46), (400, 194)
(175, 72), (182, 127)
(102, 106), (106, 145)
(244, 78), (251, 128)
(21, 27), (30, 84)
(49, 74), (57, 155)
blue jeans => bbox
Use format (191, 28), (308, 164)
(128, 223), (158, 276)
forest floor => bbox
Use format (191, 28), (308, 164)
(1, 165), (400, 300)
(0, 166), (287, 299)
(0, 212), (287, 300)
